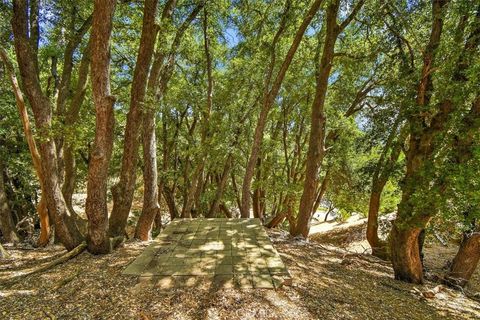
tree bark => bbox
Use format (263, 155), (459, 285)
(136, 0), (177, 236)
(136, 0), (202, 236)
(62, 42), (92, 213)
(109, 0), (160, 237)
(0, 47), (49, 246)
(293, 0), (348, 237)
(445, 231), (480, 287)
(55, 13), (92, 189)
(85, 0), (117, 253)
(240, 0), (324, 218)
(390, 223), (427, 283)
(11, 1), (83, 250)
(367, 120), (405, 260)
(182, 5), (213, 218)
(390, 0), (449, 283)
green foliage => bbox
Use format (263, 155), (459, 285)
(1, 0), (478, 241)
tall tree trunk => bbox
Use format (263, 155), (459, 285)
(135, 108), (160, 240)
(182, 5), (213, 218)
(0, 47), (50, 246)
(85, 0), (117, 253)
(109, 0), (160, 237)
(62, 42), (91, 213)
(55, 13), (92, 192)
(136, 0), (202, 236)
(11, 1), (83, 250)
(0, 160), (20, 243)
(293, 0), (357, 237)
(136, 0), (177, 236)
(390, 0), (450, 283)
(240, 0), (324, 218)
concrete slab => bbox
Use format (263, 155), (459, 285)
(124, 218), (290, 290)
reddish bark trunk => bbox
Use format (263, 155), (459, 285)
(293, 0), (341, 237)
(136, 0), (177, 237)
(109, 0), (160, 237)
(367, 190), (389, 259)
(446, 232), (480, 287)
(85, 0), (117, 253)
(137, 0), (199, 231)
(135, 108), (161, 240)
(390, 224), (425, 283)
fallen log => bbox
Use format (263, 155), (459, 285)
(2, 241), (86, 286)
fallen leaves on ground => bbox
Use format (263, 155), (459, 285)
(0, 229), (479, 319)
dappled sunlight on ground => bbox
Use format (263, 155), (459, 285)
(0, 225), (478, 319)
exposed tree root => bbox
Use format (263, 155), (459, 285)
(2, 242), (87, 286)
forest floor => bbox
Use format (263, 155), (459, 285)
(1, 219), (479, 319)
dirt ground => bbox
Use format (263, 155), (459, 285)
(1, 224), (479, 320)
